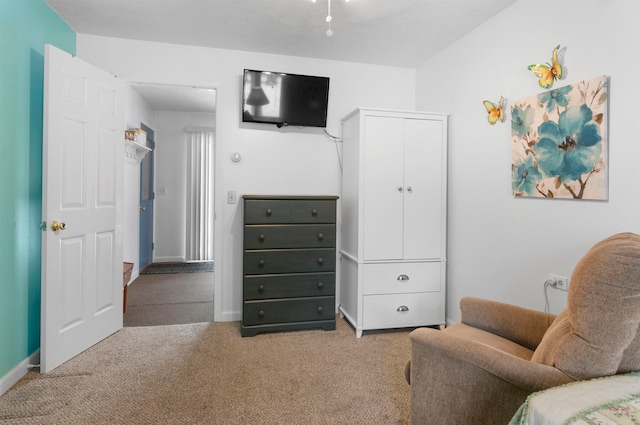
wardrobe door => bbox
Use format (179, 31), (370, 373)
(362, 115), (404, 261)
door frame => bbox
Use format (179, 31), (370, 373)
(124, 79), (221, 321)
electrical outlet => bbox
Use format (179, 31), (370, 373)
(227, 190), (237, 204)
(550, 274), (569, 291)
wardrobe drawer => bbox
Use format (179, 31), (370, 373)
(244, 199), (336, 224)
(363, 262), (441, 295)
(244, 272), (335, 300)
(243, 297), (335, 326)
(362, 292), (443, 329)
(244, 224), (336, 249)
(244, 249), (335, 275)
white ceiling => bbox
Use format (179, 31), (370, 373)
(45, 0), (516, 112)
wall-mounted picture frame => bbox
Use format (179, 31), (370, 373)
(511, 75), (609, 200)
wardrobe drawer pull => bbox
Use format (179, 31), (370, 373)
(397, 274), (410, 281)
(397, 305), (409, 313)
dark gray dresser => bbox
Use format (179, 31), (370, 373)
(242, 195), (338, 337)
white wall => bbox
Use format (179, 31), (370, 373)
(77, 34), (417, 321)
(416, 0), (640, 322)
(153, 110), (216, 262)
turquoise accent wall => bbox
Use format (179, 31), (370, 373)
(0, 0), (75, 379)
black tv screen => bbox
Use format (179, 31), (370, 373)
(242, 69), (329, 128)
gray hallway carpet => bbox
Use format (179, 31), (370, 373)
(124, 271), (214, 327)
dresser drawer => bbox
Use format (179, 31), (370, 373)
(244, 199), (336, 224)
(244, 249), (335, 275)
(243, 297), (335, 326)
(244, 272), (335, 300)
(244, 224), (336, 249)
(362, 292), (443, 329)
(363, 262), (441, 295)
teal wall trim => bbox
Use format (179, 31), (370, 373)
(0, 0), (75, 379)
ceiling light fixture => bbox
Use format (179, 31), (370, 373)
(311, 0), (350, 37)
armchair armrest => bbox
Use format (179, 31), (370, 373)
(460, 297), (557, 350)
(410, 327), (573, 392)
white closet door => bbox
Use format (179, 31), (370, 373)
(362, 116), (404, 261)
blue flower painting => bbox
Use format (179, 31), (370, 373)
(510, 75), (608, 199)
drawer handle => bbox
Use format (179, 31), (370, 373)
(397, 305), (409, 313)
(317, 281), (324, 290)
(265, 209), (272, 217)
(317, 306), (324, 314)
(317, 257), (324, 265)
(311, 208), (318, 216)
(258, 310), (265, 318)
(317, 233), (324, 241)
(258, 260), (265, 268)
(397, 274), (410, 281)
(258, 284), (265, 293)
(258, 234), (265, 242)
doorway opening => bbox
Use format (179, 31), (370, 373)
(124, 83), (216, 327)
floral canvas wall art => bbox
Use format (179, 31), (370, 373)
(511, 75), (608, 199)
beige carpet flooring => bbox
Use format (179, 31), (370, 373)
(124, 272), (214, 327)
(0, 318), (412, 424)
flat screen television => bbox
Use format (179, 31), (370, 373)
(242, 69), (330, 128)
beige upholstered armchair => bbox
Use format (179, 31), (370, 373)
(406, 232), (640, 425)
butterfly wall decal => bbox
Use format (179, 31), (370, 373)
(528, 45), (567, 89)
(482, 95), (506, 125)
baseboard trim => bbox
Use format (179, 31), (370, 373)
(218, 310), (241, 322)
(0, 350), (40, 396)
(153, 256), (186, 262)
(130, 269), (139, 283)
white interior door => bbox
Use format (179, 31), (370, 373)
(41, 44), (124, 373)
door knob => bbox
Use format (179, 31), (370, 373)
(139, 206), (146, 211)
(51, 220), (66, 231)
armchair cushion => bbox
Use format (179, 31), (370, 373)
(531, 233), (640, 380)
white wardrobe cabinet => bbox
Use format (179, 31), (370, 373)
(339, 108), (448, 338)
